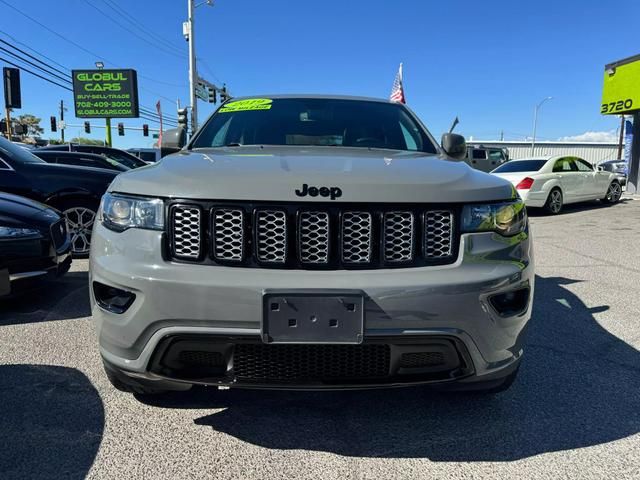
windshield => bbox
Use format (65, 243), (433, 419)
(191, 98), (438, 153)
(493, 159), (547, 172)
(0, 136), (46, 165)
(101, 151), (146, 169)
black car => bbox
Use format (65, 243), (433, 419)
(39, 144), (148, 169)
(598, 159), (627, 186)
(0, 192), (72, 297)
(0, 136), (118, 256)
(32, 150), (129, 172)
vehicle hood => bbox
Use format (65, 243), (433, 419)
(0, 192), (61, 229)
(109, 146), (516, 203)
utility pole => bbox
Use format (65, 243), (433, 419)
(184, 0), (213, 134)
(59, 100), (65, 142)
(186, 0), (198, 133)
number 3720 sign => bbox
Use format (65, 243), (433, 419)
(72, 69), (139, 118)
(601, 55), (640, 115)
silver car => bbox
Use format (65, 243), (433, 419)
(90, 95), (534, 394)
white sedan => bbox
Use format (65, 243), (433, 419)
(491, 156), (623, 214)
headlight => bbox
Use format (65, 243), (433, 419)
(462, 200), (527, 237)
(99, 193), (164, 232)
(0, 226), (41, 238)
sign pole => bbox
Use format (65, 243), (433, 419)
(105, 118), (112, 147)
(4, 107), (11, 140)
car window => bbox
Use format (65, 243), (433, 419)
(575, 159), (594, 172)
(553, 158), (576, 172)
(488, 150), (504, 161)
(492, 159), (547, 172)
(399, 122), (419, 151)
(192, 98), (438, 153)
(472, 149), (487, 159)
(0, 137), (46, 165)
(0, 158), (12, 170)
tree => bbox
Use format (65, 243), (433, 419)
(46, 138), (65, 145)
(69, 137), (105, 146)
(16, 114), (44, 138)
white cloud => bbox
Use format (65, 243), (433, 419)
(558, 130), (618, 143)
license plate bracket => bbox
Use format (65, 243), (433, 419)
(262, 292), (364, 344)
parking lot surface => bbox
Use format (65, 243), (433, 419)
(1, 199), (639, 479)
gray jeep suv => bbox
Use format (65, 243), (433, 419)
(90, 95), (534, 394)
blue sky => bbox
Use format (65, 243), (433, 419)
(2, 0), (639, 149)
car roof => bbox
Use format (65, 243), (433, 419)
(225, 94), (395, 104)
(34, 150), (106, 159)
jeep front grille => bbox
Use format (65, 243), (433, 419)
(168, 202), (458, 269)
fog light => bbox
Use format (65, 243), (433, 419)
(93, 282), (136, 314)
(489, 288), (530, 317)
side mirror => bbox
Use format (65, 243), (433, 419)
(161, 126), (187, 150)
(441, 133), (466, 160)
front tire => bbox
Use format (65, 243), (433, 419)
(603, 181), (622, 204)
(544, 188), (563, 215)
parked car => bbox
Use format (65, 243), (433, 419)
(491, 156), (622, 214)
(0, 192), (71, 297)
(464, 145), (509, 172)
(91, 94), (533, 396)
(40, 144), (148, 169)
(127, 148), (161, 163)
(0, 136), (118, 256)
(33, 150), (129, 172)
(598, 159), (627, 186)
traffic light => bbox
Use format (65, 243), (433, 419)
(208, 87), (217, 104)
(50, 116), (57, 132)
(219, 85), (230, 103)
(118, 122), (124, 136)
(142, 124), (149, 136)
(84, 121), (90, 134)
(177, 107), (188, 129)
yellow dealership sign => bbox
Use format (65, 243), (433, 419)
(601, 54), (640, 115)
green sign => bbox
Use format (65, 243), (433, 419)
(72, 69), (139, 118)
(601, 54), (640, 115)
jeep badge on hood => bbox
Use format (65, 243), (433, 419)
(295, 183), (342, 200)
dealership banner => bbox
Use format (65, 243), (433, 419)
(72, 69), (139, 118)
(624, 119), (633, 170)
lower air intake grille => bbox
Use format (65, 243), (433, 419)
(233, 344), (391, 381)
(399, 351), (445, 368)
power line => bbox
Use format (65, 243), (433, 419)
(84, 0), (187, 60)
(0, 44), (70, 84)
(101, 0), (188, 56)
(0, 29), (69, 72)
(0, 55), (72, 91)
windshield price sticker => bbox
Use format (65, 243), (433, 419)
(72, 69), (140, 118)
(219, 98), (273, 113)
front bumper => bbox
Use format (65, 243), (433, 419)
(0, 235), (72, 297)
(90, 221), (534, 388)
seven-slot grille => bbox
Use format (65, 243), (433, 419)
(168, 203), (457, 269)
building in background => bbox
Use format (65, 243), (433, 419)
(466, 141), (620, 164)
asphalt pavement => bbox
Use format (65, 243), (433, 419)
(1, 198), (639, 479)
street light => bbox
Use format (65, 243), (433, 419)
(531, 96), (553, 156)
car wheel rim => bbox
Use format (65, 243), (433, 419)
(550, 191), (562, 213)
(64, 207), (95, 255)
(607, 183), (621, 202)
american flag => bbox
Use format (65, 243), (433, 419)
(156, 100), (163, 147)
(389, 63), (405, 104)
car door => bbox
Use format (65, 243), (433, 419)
(552, 157), (581, 202)
(487, 149), (507, 170)
(574, 158), (601, 199)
